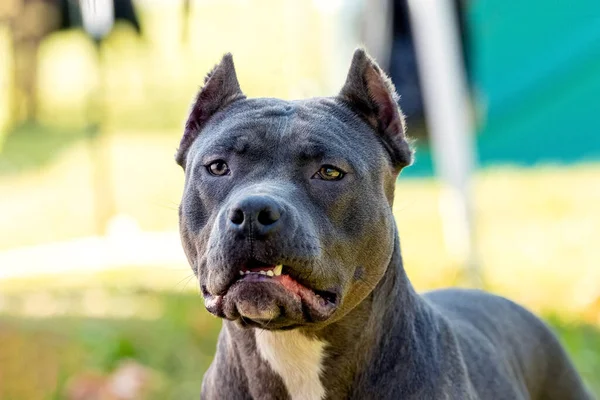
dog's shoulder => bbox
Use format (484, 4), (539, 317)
(422, 288), (549, 340)
(421, 288), (588, 399)
(422, 287), (555, 368)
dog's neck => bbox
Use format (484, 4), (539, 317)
(309, 238), (431, 399)
(224, 236), (436, 400)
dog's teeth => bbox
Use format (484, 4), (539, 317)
(273, 264), (283, 276)
(259, 270), (267, 275)
(239, 271), (244, 275)
(266, 270), (274, 277)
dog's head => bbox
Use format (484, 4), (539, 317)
(176, 49), (412, 330)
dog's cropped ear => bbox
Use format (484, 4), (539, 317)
(176, 53), (246, 168)
(339, 48), (413, 170)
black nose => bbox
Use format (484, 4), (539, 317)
(228, 196), (282, 237)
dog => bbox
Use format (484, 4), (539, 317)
(175, 49), (592, 399)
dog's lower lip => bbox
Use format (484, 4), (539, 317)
(210, 262), (339, 323)
(235, 268), (338, 307)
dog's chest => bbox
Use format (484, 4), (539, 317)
(254, 330), (327, 400)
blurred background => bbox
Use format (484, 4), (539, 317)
(0, 0), (599, 398)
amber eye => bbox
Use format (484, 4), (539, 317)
(207, 160), (230, 176)
(313, 165), (345, 181)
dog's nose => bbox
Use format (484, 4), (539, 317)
(228, 196), (282, 237)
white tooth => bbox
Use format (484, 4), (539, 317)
(266, 270), (274, 277)
(259, 271), (267, 275)
(273, 264), (283, 276)
(239, 271), (244, 275)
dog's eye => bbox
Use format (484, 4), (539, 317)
(207, 160), (230, 176)
(313, 165), (345, 181)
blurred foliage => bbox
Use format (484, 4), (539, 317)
(0, 291), (221, 399)
(0, 1), (337, 135)
(0, 288), (598, 399)
(547, 316), (600, 394)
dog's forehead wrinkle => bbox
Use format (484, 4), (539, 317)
(291, 101), (385, 164)
(191, 121), (274, 162)
(297, 142), (325, 161)
(190, 96), (387, 170)
(191, 97), (385, 174)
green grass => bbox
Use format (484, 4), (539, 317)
(0, 290), (598, 399)
(547, 317), (600, 396)
(0, 291), (220, 399)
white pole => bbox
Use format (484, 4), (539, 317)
(406, 0), (480, 286)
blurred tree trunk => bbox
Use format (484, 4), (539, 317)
(1, 0), (60, 128)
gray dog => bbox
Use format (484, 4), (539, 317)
(175, 49), (592, 399)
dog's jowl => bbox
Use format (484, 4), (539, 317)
(175, 50), (592, 399)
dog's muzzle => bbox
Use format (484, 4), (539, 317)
(201, 195), (339, 328)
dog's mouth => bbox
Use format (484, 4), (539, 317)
(203, 258), (339, 327)
(239, 259), (338, 304)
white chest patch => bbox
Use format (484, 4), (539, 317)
(254, 329), (327, 400)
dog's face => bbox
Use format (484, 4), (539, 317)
(177, 50), (412, 330)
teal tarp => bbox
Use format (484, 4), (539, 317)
(405, 1), (600, 177)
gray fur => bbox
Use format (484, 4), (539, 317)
(176, 49), (592, 399)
